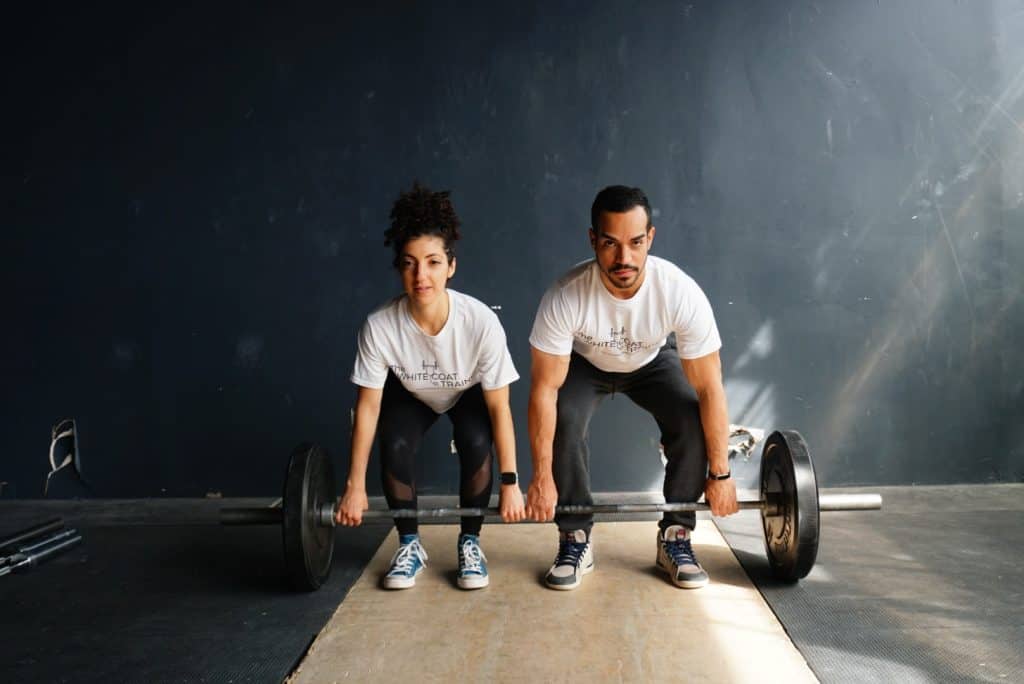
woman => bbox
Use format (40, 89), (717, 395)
(336, 182), (525, 590)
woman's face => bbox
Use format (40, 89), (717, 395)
(398, 235), (456, 307)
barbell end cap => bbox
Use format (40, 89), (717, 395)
(318, 503), (337, 528)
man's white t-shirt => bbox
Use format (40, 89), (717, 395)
(351, 289), (519, 413)
(529, 256), (721, 373)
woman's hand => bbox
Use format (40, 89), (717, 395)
(335, 486), (369, 526)
(499, 484), (526, 523)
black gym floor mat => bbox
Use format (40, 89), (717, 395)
(0, 505), (388, 684)
(715, 484), (1024, 684)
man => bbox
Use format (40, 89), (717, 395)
(525, 185), (738, 590)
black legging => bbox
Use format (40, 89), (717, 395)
(377, 372), (494, 536)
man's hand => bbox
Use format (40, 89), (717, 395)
(335, 487), (369, 526)
(704, 477), (739, 517)
(499, 485), (526, 523)
(525, 476), (558, 522)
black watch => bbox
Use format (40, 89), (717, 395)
(707, 470), (731, 481)
(500, 472), (518, 486)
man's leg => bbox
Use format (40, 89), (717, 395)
(621, 347), (707, 532)
(622, 346), (710, 588)
(544, 354), (609, 590)
(552, 353), (610, 535)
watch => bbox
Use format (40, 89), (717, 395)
(707, 470), (731, 481)
(500, 472), (518, 486)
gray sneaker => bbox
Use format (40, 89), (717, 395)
(656, 525), (708, 588)
(544, 529), (594, 590)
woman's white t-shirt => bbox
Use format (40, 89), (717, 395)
(529, 256), (721, 373)
(351, 289), (519, 413)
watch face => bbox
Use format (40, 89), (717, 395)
(500, 472), (517, 485)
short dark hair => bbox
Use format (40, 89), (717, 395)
(384, 182), (462, 267)
(590, 185), (652, 230)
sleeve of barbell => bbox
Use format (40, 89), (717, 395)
(818, 493), (883, 510)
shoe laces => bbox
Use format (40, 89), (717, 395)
(554, 539), (589, 568)
(664, 537), (697, 567)
(459, 537), (486, 574)
(388, 539), (426, 575)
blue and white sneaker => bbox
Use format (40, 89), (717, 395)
(456, 533), (489, 589)
(657, 525), (708, 588)
(383, 533), (428, 589)
(544, 529), (594, 590)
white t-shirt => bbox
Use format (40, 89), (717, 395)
(529, 255), (721, 373)
(351, 289), (519, 413)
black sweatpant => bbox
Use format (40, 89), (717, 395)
(553, 345), (708, 534)
(377, 373), (494, 536)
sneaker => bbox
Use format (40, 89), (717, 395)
(456, 533), (489, 589)
(383, 533), (428, 589)
(656, 525), (708, 589)
(544, 529), (594, 590)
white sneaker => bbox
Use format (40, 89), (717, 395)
(544, 529), (594, 590)
(656, 525), (708, 589)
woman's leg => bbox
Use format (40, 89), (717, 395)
(446, 384), (494, 536)
(377, 373), (438, 535)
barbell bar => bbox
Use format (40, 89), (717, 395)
(221, 494), (883, 527)
(221, 430), (882, 591)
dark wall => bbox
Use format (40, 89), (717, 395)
(4, 1), (1022, 498)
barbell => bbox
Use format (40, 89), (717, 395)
(221, 429), (882, 591)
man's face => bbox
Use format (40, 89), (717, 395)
(590, 206), (655, 298)
(398, 235), (455, 306)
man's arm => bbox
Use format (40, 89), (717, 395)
(525, 347), (570, 521)
(336, 385), (383, 526)
(681, 351), (739, 517)
(482, 385), (526, 523)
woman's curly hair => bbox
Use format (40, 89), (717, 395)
(385, 182), (462, 267)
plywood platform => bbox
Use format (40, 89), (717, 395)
(290, 520), (816, 683)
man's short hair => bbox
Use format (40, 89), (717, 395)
(590, 185), (652, 230)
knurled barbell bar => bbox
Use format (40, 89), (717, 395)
(221, 430), (882, 592)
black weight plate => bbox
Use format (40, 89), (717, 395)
(282, 443), (335, 591)
(759, 430), (820, 581)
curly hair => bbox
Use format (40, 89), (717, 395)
(384, 182), (462, 267)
